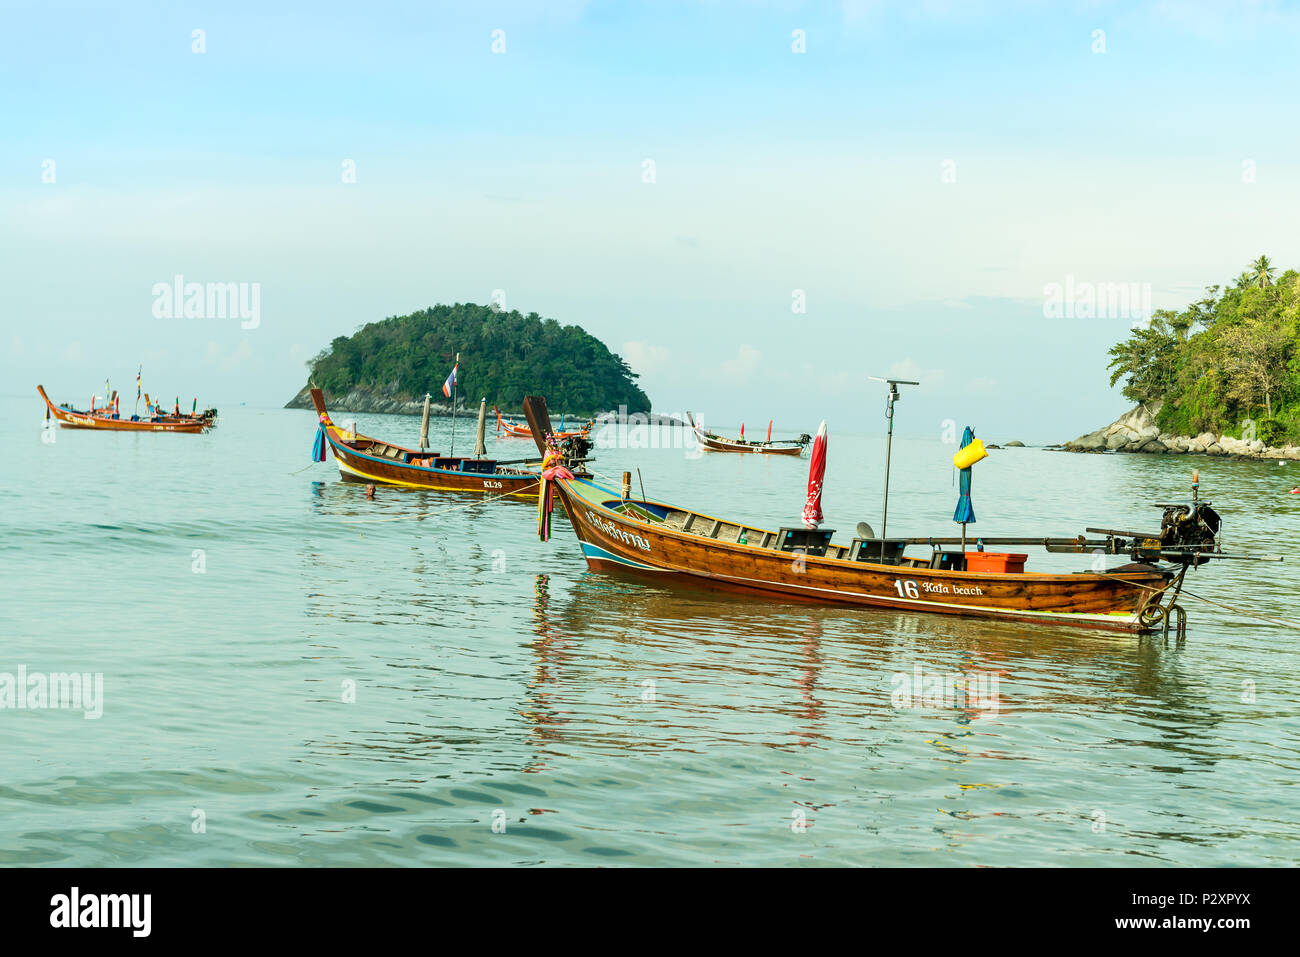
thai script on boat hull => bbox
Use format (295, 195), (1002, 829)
(586, 509), (652, 551)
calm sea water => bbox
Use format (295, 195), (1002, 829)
(2, 394), (1298, 867)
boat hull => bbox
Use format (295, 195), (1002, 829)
(495, 408), (589, 441)
(551, 477), (1172, 633)
(687, 415), (806, 455)
(312, 389), (543, 498)
(37, 386), (205, 433)
(326, 436), (542, 497)
(696, 432), (806, 455)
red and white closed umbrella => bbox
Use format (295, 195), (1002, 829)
(802, 420), (827, 528)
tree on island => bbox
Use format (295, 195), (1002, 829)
(1107, 256), (1300, 445)
(1249, 255), (1276, 289)
(302, 303), (650, 416)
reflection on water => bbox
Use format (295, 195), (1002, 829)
(1, 399), (1297, 866)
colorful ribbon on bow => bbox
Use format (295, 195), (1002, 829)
(537, 436), (574, 541)
(312, 413), (330, 463)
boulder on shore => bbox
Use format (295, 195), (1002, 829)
(1063, 404), (1300, 460)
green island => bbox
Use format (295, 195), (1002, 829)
(1106, 256), (1300, 445)
(286, 303), (651, 416)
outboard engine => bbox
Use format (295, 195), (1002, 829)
(1159, 502), (1220, 565)
(559, 433), (592, 463)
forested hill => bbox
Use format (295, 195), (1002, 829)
(286, 303), (651, 415)
(1106, 256), (1300, 444)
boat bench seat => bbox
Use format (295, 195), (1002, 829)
(661, 510), (773, 547)
(661, 510), (698, 531)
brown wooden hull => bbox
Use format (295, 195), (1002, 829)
(37, 386), (205, 433)
(696, 432), (806, 455)
(312, 388), (543, 498)
(495, 407), (589, 441)
(687, 415), (806, 455)
(548, 476), (1173, 634)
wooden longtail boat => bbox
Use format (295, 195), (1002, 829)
(524, 396), (1259, 635)
(312, 388), (589, 497)
(37, 385), (206, 433)
(494, 406), (590, 441)
(143, 393), (218, 429)
(686, 412), (810, 456)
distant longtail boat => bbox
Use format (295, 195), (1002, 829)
(37, 385), (206, 433)
(494, 405), (590, 441)
(685, 412), (809, 456)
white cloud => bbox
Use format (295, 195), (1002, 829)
(720, 344), (762, 383)
(204, 339), (256, 374)
(622, 341), (670, 377)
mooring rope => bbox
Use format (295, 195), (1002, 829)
(1171, 586), (1300, 630)
(1096, 570), (1300, 630)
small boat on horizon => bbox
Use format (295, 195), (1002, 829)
(494, 405), (591, 441)
(37, 385), (208, 433)
(686, 412), (810, 456)
(142, 393), (218, 430)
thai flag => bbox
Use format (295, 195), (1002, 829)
(442, 363), (458, 398)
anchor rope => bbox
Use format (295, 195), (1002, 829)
(1096, 570), (1299, 630)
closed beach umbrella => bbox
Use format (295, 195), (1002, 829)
(801, 420), (828, 528)
(419, 393), (431, 451)
(954, 426), (977, 552)
(474, 398), (487, 457)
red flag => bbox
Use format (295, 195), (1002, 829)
(802, 420), (827, 528)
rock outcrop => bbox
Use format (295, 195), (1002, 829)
(1063, 404), (1300, 460)
(285, 386), (455, 416)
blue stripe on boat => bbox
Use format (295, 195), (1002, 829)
(579, 542), (660, 571)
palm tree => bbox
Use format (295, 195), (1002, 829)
(1248, 255), (1276, 289)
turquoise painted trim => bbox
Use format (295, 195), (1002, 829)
(579, 541), (660, 571)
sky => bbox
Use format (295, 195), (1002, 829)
(3, 0), (1299, 441)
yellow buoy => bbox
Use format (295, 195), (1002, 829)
(953, 439), (988, 470)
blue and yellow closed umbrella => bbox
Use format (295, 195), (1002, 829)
(953, 426), (984, 556)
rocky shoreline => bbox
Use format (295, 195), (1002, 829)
(1062, 404), (1300, 460)
(284, 386), (455, 416)
(284, 386), (676, 424)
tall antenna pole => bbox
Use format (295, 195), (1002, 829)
(868, 376), (919, 541)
